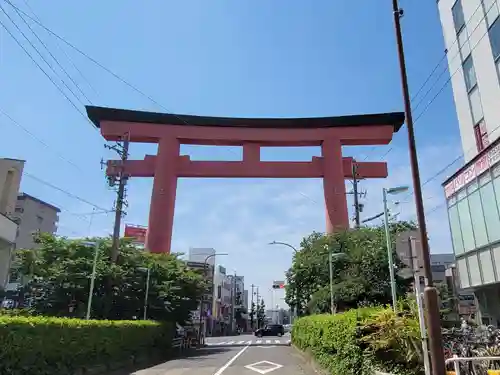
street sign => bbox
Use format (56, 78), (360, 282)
(272, 281), (285, 289)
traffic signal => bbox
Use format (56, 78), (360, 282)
(272, 282), (285, 289)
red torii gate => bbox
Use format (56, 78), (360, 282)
(87, 106), (404, 254)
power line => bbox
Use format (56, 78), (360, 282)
(7, 1), (93, 104)
(362, 1), (493, 162)
(0, 3), (88, 108)
(410, 2), (483, 105)
(20, 0), (99, 98)
(5, 1), (328, 208)
(0, 108), (84, 172)
(0, 16), (92, 127)
(23, 171), (110, 211)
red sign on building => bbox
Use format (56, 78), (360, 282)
(444, 142), (500, 198)
(124, 225), (147, 244)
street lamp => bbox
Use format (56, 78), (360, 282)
(198, 253), (228, 345)
(268, 241), (298, 253)
(383, 186), (409, 311)
(269, 241), (298, 322)
(81, 241), (99, 320)
(327, 244), (346, 315)
(137, 267), (151, 320)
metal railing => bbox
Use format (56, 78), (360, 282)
(445, 355), (500, 375)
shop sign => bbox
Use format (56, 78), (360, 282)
(444, 143), (500, 198)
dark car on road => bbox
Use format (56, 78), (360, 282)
(254, 324), (285, 337)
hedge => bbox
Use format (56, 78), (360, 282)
(292, 306), (423, 375)
(0, 316), (174, 375)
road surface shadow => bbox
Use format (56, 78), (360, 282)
(107, 347), (234, 374)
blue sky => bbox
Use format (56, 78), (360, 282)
(0, 0), (464, 308)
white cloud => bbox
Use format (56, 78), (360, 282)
(55, 139), (463, 309)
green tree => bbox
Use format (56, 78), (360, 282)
(14, 233), (204, 323)
(249, 301), (256, 329)
(257, 299), (266, 328)
(285, 222), (415, 315)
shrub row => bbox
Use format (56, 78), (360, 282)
(0, 316), (174, 375)
(292, 306), (423, 375)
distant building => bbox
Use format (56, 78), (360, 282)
(188, 247), (216, 265)
(186, 260), (215, 336)
(0, 158), (24, 289)
(243, 289), (249, 311)
(11, 193), (60, 250)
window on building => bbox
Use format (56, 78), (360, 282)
(483, 0), (500, 27)
(489, 16), (500, 60)
(469, 88), (484, 125)
(493, 175), (500, 223)
(449, 204), (465, 255)
(469, 189), (489, 248)
(14, 207), (23, 213)
(458, 29), (471, 58)
(457, 258), (470, 288)
(463, 56), (477, 92)
(468, 254), (482, 286)
(480, 181), (500, 242)
(480, 250), (496, 284)
(458, 197), (475, 251)
(452, 0), (466, 33)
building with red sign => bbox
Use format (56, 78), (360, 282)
(438, 0), (500, 326)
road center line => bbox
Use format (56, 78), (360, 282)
(213, 344), (250, 375)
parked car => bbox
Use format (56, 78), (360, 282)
(254, 324), (285, 337)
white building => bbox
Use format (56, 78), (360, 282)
(0, 158), (23, 289)
(11, 193), (60, 250)
(438, 0), (500, 325)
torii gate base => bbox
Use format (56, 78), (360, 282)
(87, 106), (404, 254)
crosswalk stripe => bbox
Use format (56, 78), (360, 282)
(205, 339), (291, 346)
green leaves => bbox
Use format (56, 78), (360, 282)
(14, 234), (205, 323)
(292, 305), (423, 375)
(0, 316), (173, 375)
(285, 222), (416, 315)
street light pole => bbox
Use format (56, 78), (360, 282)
(84, 241), (99, 320)
(143, 268), (151, 320)
(269, 241), (298, 322)
(383, 188), (397, 311)
(329, 251), (334, 314)
(391, 1), (445, 374)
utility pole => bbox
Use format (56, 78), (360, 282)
(391, 1), (445, 375)
(250, 284), (255, 330)
(352, 163), (360, 228)
(105, 133), (130, 263)
(346, 161), (364, 228)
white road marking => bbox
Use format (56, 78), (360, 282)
(237, 340), (245, 344)
(274, 340), (280, 344)
(245, 360), (283, 374)
(226, 341), (235, 345)
(265, 340), (271, 344)
(256, 340), (262, 344)
(246, 340), (252, 345)
(213, 344), (250, 375)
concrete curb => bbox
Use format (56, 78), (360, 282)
(290, 344), (329, 375)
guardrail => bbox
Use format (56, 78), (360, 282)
(445, 355), (500, 375)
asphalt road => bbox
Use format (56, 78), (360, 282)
(119, 335), (312, 375)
